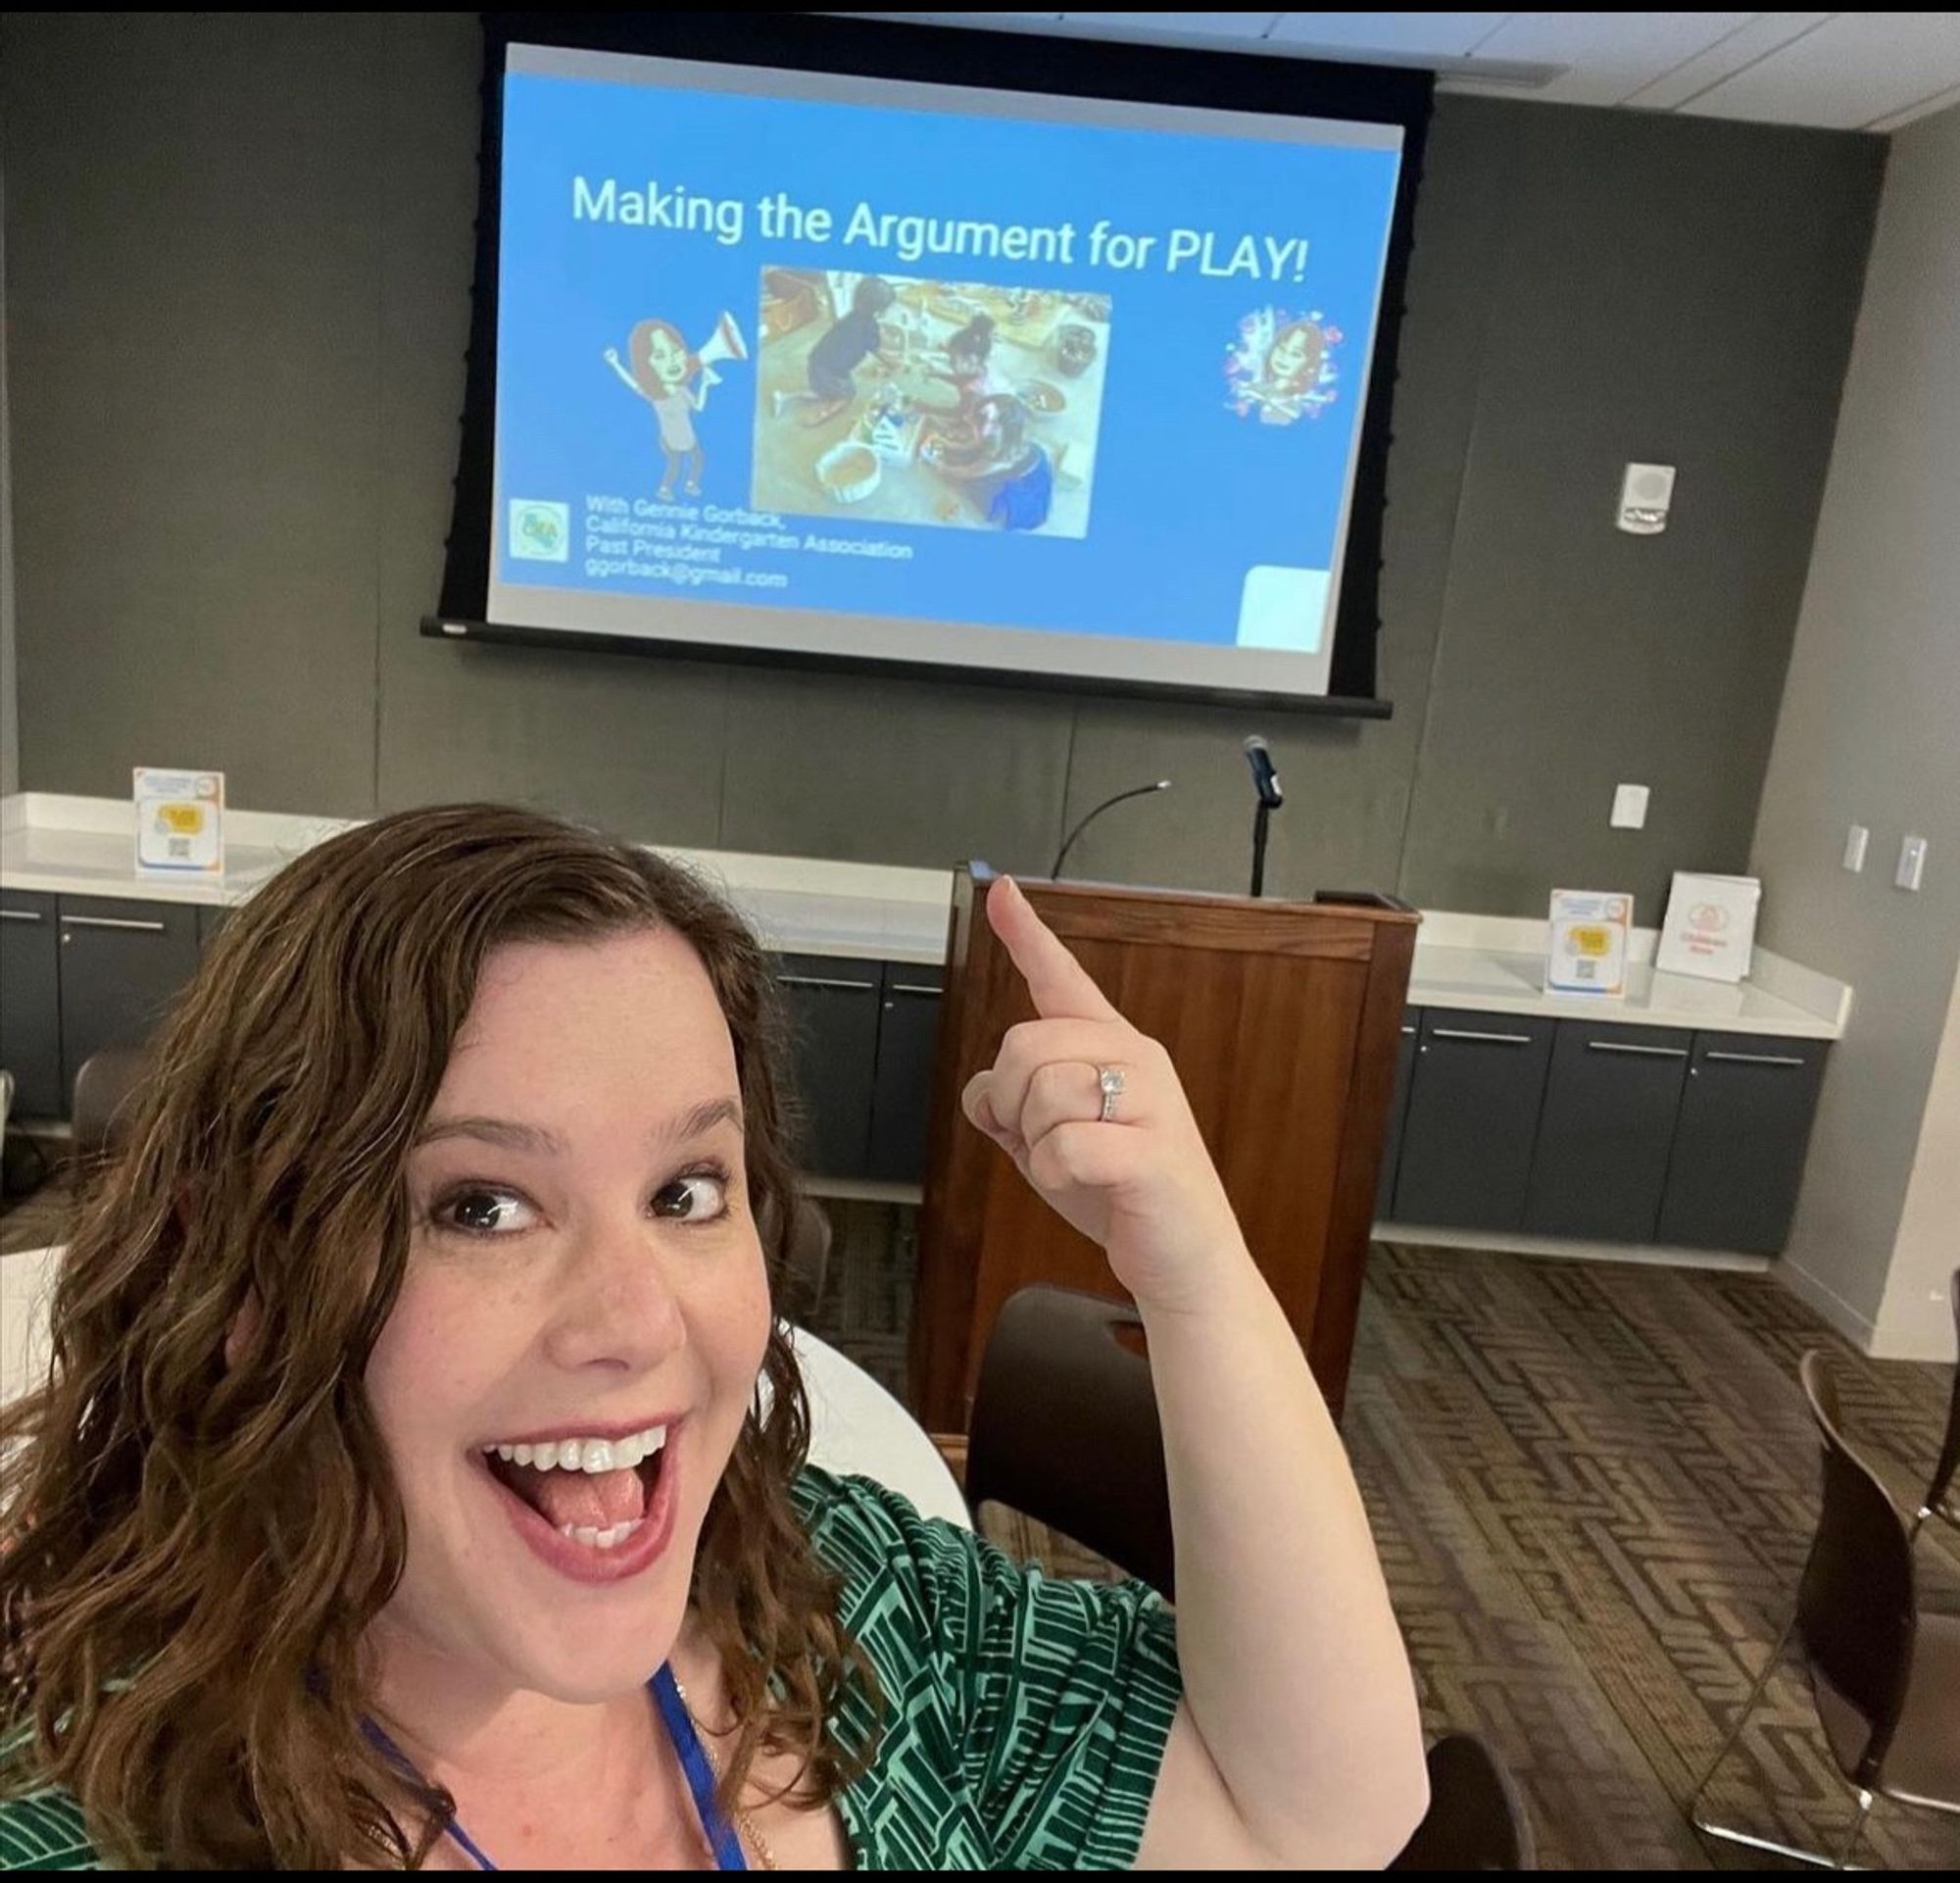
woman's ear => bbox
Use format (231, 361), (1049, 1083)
(223, 1289), (263, 1371)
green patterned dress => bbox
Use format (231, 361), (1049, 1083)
(0, 1467), (1183, 1869)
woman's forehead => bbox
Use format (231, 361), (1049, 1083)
(441, 931), (734, 1095)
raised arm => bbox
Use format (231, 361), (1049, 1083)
(961, 878), (1428, 1870)
(602, 347), (645, 399)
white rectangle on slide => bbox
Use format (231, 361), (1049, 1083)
(1237, 566), (1330, 652)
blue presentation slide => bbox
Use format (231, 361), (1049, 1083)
(493, 59), (1400, 661)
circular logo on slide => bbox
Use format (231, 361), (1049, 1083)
(1225, 307), (1342, 425)
(509, 500), (570, 562)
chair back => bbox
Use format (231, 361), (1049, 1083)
(1389, 1733), (1535, 1870)
(778, 1196), (832, 1329)
(964, 1284), (1174, 1597)
(1794, 1350), (1918, 1784)
(1923, 1267), (1960, 1523)
(71, 1048), (150, 1167)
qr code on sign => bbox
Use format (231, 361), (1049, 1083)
(1574, 959), (1596, 980)
(169, 837), (191, 858)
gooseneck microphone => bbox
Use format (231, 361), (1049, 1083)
(1244, 735), (1284, 810)
(1244, 735), (1283, 898)
(1050, 779), (1172, 880)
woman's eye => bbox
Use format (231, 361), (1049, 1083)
(652, 1172), (729, 1222)
(435, 1188), (539, 1237)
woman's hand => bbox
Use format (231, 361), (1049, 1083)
(960, 876), (1247, 1315)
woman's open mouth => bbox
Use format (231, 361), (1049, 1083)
(476, 1420), (683, 1585)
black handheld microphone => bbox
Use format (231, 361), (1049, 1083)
(1050, 779), (1172, 879)
(1244, 735), (1284, 811)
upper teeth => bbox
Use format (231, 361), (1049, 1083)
(482, 1424), (668, 1472)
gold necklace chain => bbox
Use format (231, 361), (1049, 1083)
(670, 1678), (778, 1871)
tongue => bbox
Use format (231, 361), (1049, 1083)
(506, 1463), (647, 1531)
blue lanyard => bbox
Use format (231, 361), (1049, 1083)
(358, 1663), (747, 1871)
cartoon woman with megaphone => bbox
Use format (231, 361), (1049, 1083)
(604, 312), (747, 501)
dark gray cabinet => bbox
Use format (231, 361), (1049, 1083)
(1657, 1031), (1829, 1253)
(0, 891), (63, 1118)
(1392, 1010), (1555, 1230)
(775, 954), (882, 1179)
(1375, 1016), (1419, 1219)
(1525, 1021), (1692, 1241)
(56, 897), (199, 1108)
(867, 964), (944, 1181)
(196, 904), (231, 951)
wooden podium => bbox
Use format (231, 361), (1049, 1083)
(908, 867), (1419, 1431)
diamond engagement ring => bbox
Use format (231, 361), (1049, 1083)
(1097, 1065), (1125, 1123)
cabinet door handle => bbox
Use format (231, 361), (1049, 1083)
(62, 915), (170, 934)
(1704, 1049), (1807, 1067)
(1587, 1039), (1688, 1058)
(1431, 1027), (1534, 1046)
(1400, 1023), (1417, 1036)
(0, 908), (45, 923)
(776, 973), (878, 993)
(888, 983), (943, 998)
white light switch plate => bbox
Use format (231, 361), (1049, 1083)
(1896, 834), (1928, 892)
(1843, 824), (1869, 872)
(1610, 784), (1649, 829)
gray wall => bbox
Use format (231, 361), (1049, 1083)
(1, 14), (1885, 918)
(1, 163), (17, 799)
(1749, 102), (1960, 1360)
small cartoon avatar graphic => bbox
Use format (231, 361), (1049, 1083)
(605, 311), (749, 499)
(1225, 307), (1342, 425)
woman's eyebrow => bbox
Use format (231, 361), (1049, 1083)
(415, 1116), (564, 1153)
(658, 1096), (746, 1145)
(414, 1098), (743, 1153)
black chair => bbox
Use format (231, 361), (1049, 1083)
(1914, 1268), (1959, 1536)
(965, 1283), (1175, 1598)
(777, 1195), (832, 1329)
(966, 1283), (1535, 1868)
(1689, 1349), (1960, 1866)
(1389, 1734), (1536, 1871)
(71, 1046), (150, 1167)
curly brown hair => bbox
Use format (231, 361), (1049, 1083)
(0, 804), (875, 1867)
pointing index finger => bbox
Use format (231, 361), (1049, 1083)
(987, 876), (1120, 1023)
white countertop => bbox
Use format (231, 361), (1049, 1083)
(1407, 943), (1842, 1039)
(1, 794), (1850, 1038)
(0, 793), (956, 966)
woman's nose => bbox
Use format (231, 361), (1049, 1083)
(542, 1214), (687, 1374)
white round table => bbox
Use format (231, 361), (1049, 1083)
(787, 1325), (970, 1528)
(0, 1247), (969, 1530)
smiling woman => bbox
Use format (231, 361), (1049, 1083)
(0, 803), (1426, 1871)
(0, 808), (869, 1868)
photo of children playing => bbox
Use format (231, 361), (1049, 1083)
(751, 269), (1112, 539)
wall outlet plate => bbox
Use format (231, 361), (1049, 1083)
(1617, 463), (1676, 535)
(1843, 824), (1869, 872)
(1895, 833), (1928, 892)
(1610, 783), (1650, 829)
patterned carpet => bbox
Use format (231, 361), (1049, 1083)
(807, 1206), (1960, 1871)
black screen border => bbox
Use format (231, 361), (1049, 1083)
(430, 10), (1434, 719)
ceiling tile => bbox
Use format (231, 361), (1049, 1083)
(1678, 11), (1960, 128)
(1623, 13), (1833, 111)
(1447, 12), (1758, 106)
(1265, 14), (1515, 59)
